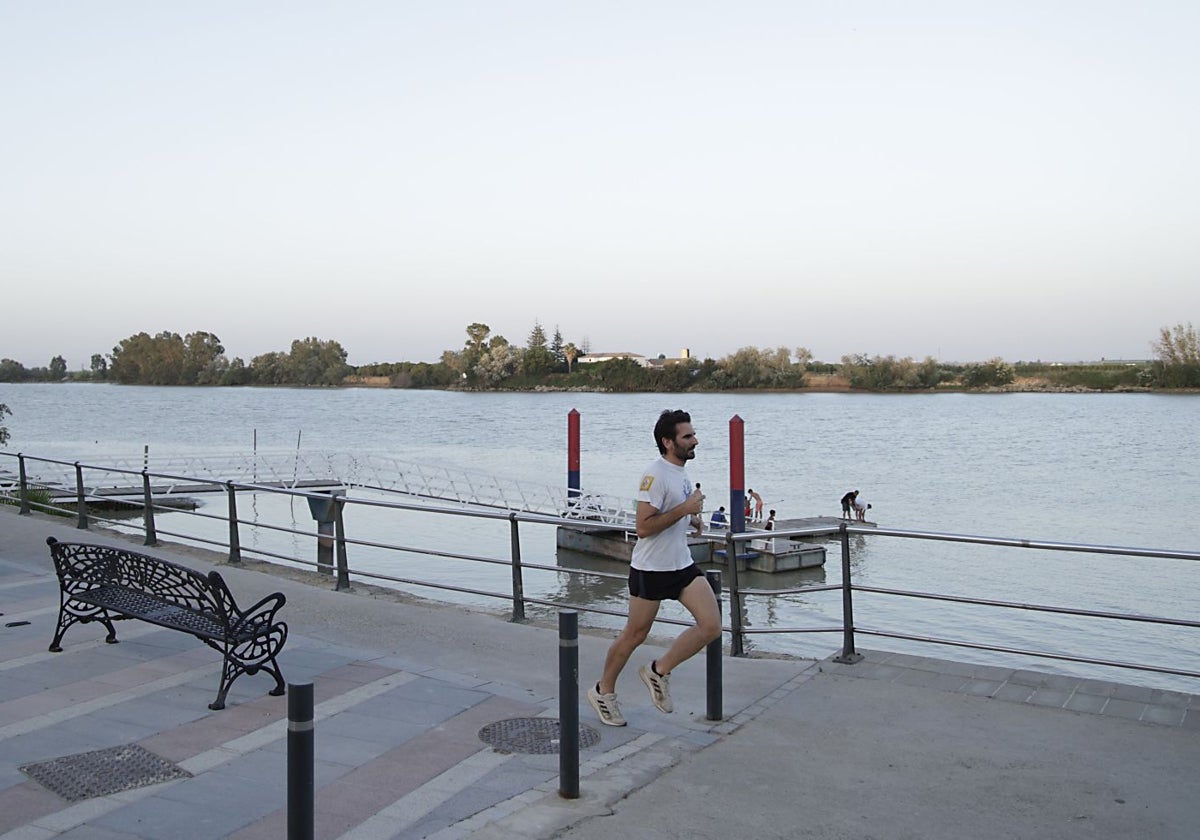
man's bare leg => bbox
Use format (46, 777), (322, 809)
(598, 596), (659, 694)
(655, 576), (721, 675)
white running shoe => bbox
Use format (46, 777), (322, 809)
(639, 662), (673, 713)
(587, 684), (627, 726)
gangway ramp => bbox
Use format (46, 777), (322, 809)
(6, 450), (637, 527)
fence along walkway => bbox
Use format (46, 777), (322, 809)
(7, 450), (638, 527)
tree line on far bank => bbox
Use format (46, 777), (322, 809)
(0, 321), (1197, 392)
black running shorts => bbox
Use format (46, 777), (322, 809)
(628, 564), (704, 601)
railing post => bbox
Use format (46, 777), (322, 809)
(509, 513), (526, 622)
(725, 530), (745, 656)
(334, 497), (350, 591)
(17, 454), (31, 515)
(834, 523), (862, 663)
(558, 610), (579, 799)
(227, 482), (242, 564)
(705, 570), (723, 721)
(142, 470), (157, 546)
(287, 682), (314, 840)
(74, 462), (88, 529)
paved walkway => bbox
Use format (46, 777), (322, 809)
(1, 506), (1197, 839)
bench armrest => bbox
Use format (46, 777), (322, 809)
(207, 571), (287, 637)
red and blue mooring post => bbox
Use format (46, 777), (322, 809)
(729, 415), (746, 533)
(567, 409), (581, 501)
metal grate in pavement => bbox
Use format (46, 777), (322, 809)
(20, 743), (191, 801)
(478, 717), (601, 754)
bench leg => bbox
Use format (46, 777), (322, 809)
(210, 655), (239, 711)
(208, 628), (288, 710)
(50, 602), (118, 652)
(262, 655), (287, 697)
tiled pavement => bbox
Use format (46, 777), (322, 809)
(2, 507), (1198, 839)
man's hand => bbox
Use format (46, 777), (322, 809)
(683, 488), (705, 516)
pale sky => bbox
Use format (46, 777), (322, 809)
(3, 1), (1197, 369)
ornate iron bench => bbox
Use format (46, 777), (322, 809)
(46, 537), (288, 710)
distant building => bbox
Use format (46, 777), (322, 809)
(645, 348), (693, 369)
(578, 348), (695, 369)
(576, 352), (649, 367)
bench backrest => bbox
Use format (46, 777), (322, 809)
(46, 538), (231, 623)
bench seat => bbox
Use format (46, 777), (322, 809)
(46, 538), (288, 710)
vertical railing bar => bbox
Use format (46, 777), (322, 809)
(17, 453), (30, 515)
(726, 530), (745, 656)
(334, 496), (350, 591)
(227, 482), (242, 564)
(509, 512), (526, 622)
(705, 569), (724, 721)
(142, 470), (158, 546)
(74, 462), (88, 529)
(834, 523), (862, 663)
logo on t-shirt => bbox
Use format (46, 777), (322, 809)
(639, 475), (654, 492)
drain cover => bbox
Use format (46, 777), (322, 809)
(21, 744), (191, 801)
(478, 717), (601, 754)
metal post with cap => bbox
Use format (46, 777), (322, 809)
(288, 682), (314, 840)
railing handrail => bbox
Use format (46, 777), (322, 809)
(3, 449), (1197, 688)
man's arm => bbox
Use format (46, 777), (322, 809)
(635, 489), (704, 538)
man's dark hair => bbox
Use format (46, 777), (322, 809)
(653, 409), (691, 455)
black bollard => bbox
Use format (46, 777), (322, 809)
(288, 682), (314, 840)
(705, 570), (723, 721)
(558, 610), (579, 799)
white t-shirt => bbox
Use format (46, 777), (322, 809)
(630, 457), (694, 572)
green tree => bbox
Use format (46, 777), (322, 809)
(90, 354), (108, 380)
(182, 331), (229, 385)
(1152, 322), (1199, 365)
(465, 322), (491, 355)
(714, 346), (803, 388)
(563, 342), (579, 373)
(284, 337), (351, 386)
(221, 357), (251, 386)
(1150, 322), (1200, 387)
(477, 338), (522, 383)
(49, 356), (67, 379)
(961, 357), (1015, 387)
(249, 351), (289, 385)
(0, 359), (28, 382)
(550, 326), (565, 371)
(522, 321), (555, 376)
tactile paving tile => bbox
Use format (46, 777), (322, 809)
(20, 743), (191, 801)
(478, 717), (600, 754)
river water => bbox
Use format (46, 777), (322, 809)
(3, 383), (1198, 691)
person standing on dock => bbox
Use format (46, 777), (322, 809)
(749, 488), (764, 522)
(840, 490), (859, 520)
(587, 409), (721, 727)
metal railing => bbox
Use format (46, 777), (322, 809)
(4, 451), (1199, 687)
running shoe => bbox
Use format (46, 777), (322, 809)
(587, 684), (627, 726)
(639, 662), (673, 713)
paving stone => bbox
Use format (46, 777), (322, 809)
(1140, 705), (1186, 726)
(958, 679), (1004, 698)
(1028, 688), (1072, 708)
(1064, 692), (1109, 714)
(992, 683), (1035, 703)
(1110, 683), (1158, 703)
(1101, 697), (1147, 721)
(91, 793), (260, 840)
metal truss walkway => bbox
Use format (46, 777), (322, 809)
(5, 450), (636, 527)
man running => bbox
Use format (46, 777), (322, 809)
(588, 410), (721, 726)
